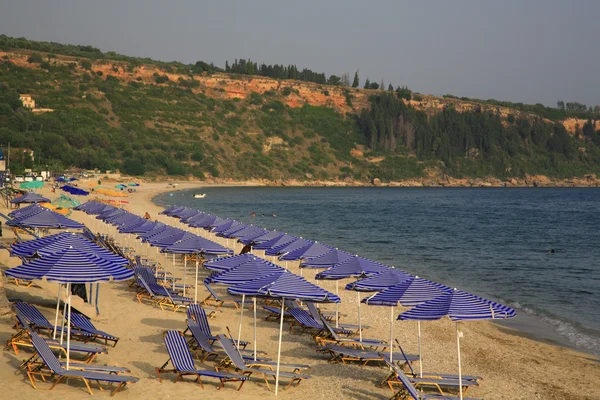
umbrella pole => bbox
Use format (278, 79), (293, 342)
(335, 281), (339, 328)
(275, 299), (285, 395)
(163, 252), (167, 283)
(389, 306), (394, 363)
(457, 321), (463, 400)
(60, 286), (68, 344)
(183, 256), (187, 297)
(172, 254), (176, 282)
(418, 321), (423, 377)
(253, 297), (257, 361)
(66, 283), (72, 370)
(194, 259), (199, 304)
(237, 294), (245, 348)
(95, 283), (100, 316)
(357, 292), (362, 342)
(53, 284), (61, 340)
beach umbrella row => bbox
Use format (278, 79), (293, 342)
(8, 204), (84, 229)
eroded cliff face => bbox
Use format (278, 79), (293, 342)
(2, 49), (590, 136)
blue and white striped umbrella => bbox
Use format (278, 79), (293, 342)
(217, 222), (248, 238)
(163, 235), (231, 255)
(13, 233), (128, 265)
(11, 232), (74, 256)
(8, 208), (84, 229)
(314, 256), (389, 277)
(187, 214), (217, 228)
(301, 249), (354, 269)
(5, 247), (134, 283)
(175, 208), (201, 220)
(228, 271), (339, 395)
(364, 276), (451, 307)
(265, 237), (311, 257)
(212, 220), (238, 234)
(279, 242), (332, 261)
(182, 211), (207, 224)
(398, 288), (516, 321)
(314, 255), (391, 335)
(11, 192), (50, 204)
(361, 276), (450, 364)
(234, 227), (269, 244)
(205, 259), (285, 285)
(153, 231), (196, 248)
(253, 233), (297, 250)
(239, 230), (281, 245)
(398, 288), (516, 399)
(120, 220), (157, 234)
(222, 225), (261, 239)
(159, 205), (186, 216)
(345, 268), (414, 292)
(204, 253), (261, 272)
(9, 203), (45, 219)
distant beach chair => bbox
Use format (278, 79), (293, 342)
(156, 330), (248, 390)
(379, 353), (480, 398)
(25, 331), (138, 396)
(186, 323), (262, 362)
(69, 312), (119, 347)
(202, 284), (243, 310)
(216, 334), (311, 391)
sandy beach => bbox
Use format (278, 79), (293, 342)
(1, 181), (598, 400)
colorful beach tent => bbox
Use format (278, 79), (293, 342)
(19, 181), (45, 189)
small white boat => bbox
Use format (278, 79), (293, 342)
(193, 193), (206, 199)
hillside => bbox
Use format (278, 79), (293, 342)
(1, 35), (600, 185)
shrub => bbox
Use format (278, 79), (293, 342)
(121, 158), (145, 175)
(27, 53), (43, 64)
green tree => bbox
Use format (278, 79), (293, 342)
(121, 158), (145, 175)
(352, 71), (359, 88)
(363, 78), (370, 89)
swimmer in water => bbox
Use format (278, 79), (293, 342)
(549, 249), (556, 254)
(251, 212), (256, 217)
(273, 213), (277, 217)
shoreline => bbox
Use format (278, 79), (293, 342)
(152, 184), (600, 361)
(0, 181), (598, 400)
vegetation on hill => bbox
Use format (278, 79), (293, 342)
(0, 35), (599, 182)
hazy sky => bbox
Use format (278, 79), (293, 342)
(1, 0), (599, 106)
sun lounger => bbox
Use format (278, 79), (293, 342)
(216, 334), (311, 391)
(306, 301), (362, 330)
(13, 301), (91, 338)
(317, 343), (418, 367)
(379, 353), (480, 398)
(7, 313), (106, 363)
(25, 331), (138, 396)
(138, 276), (193, 312)
(70, 312), (119, 347)
(316, 316), (388, 350)
(288, 307), (353, 337)
(203, 284), (243, 309)
(156, 330), (248, 390)
(187, 324), (266, 362)
(184, 304), (246, 346)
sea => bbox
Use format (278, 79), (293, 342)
(153, 187), (600, 357)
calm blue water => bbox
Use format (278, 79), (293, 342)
(154, 187), (600, 356)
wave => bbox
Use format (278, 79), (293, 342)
(507, 301), (600, 356)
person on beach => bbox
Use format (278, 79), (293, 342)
(240, 244), (252, 254)
(144, 212), (151, 220)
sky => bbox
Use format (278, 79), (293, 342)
(1, 0), (599, 107)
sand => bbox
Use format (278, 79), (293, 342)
(0, 181), (599, 400)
